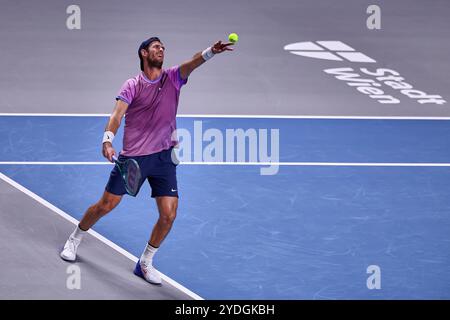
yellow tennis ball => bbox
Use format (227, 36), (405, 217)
(228, 33), (239, 43)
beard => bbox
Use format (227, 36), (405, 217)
(147, 56), (163, 69)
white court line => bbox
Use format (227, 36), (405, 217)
(1, 113), (450, 120)
(0, 171), (203, 300)
(182, 162), (450, 167)
(0, 113), (109, 117)
(1, 161), (450, 167)
(179, 115), (450, 120)
(0, 162), (114, 165)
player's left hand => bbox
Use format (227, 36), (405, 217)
(211, 41), (234, 54)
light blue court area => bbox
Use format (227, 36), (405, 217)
(1, 115), (450, 299)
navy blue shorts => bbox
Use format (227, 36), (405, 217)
(105, 147), (179, 198)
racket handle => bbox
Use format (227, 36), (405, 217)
(112, 155), (118, 162)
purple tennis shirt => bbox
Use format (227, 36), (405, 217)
(115, 66), (187, 156)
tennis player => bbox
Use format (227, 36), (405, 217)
(60, 37), (233, 285)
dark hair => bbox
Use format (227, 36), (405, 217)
(138, 37), (161, 71)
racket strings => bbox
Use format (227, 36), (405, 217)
(125, 161), (141, 194)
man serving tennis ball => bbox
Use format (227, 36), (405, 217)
(60, 36), (234, 285)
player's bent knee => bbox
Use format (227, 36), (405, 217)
(156, 196), (178, 224)
(98, 201), (116, 215)
(97, 192), (122, 215)
(161, 210), (177, 224)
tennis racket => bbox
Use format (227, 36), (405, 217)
(112, 155), (142, 197)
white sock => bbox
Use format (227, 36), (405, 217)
(140, 243), (158, 265)
(70, 225), (86, 241)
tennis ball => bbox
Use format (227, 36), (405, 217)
(228, 33), (239, 43)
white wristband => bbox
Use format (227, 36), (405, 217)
(202, 47), (215, 61)
(102, 131), (115, 144)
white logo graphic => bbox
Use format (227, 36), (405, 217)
(367, 5), (381, 30)
(284, 41), (376, 63)
(284, 40), (446, 105)
(172, 121), (280, 176)
(366, 265), (381, 290)
(66, 265), (81, 290)
(171, 189), (177, 192)
(66, 5), (81, 30)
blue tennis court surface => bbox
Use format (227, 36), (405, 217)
(1, 115), (450, 299)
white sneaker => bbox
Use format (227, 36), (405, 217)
(134, 260), (162, 285)
(60, 236), (81, 261)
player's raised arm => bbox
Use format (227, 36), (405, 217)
(179, 40), (234, 80)
(102, 99), (129, 162)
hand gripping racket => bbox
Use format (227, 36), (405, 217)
(112, 155), (142, 196)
